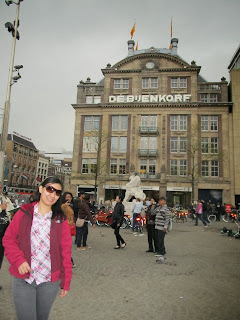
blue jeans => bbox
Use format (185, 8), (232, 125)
(195, 213), (207, 226)
(132, 213), (139, 231)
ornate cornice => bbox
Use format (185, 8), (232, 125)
(101, 67), (201, 75)
(72, 102), (232, 109)
(111, 52), (190, 69)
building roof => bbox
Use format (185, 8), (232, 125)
(7, 134), (38, 151)
(228, 44), (240, 71)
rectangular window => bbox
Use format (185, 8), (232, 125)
(180, 160), (187, 176)
(201, 160), (209, 177)
(140, 137), (157, 150)
(210, 116), (218, 131)
(209, 93), (217, 103)
(110, 159), (117, 174)
(201, 116), (209, 131)
(210, 137), (218, 154)
(110, 159), (126, 174)
(170, 115), (178, 131)
(149, 160), (156, 176)
(86, 96), (93, 104)
(112, 115), (128, 130)
(114, 79), (129, 89)
(180, 137), (187, 153)
(170, 115), (187, 131)
(142, 78), (158, 89)
(200, 94), (208, 103)
(170, 160), (178, 175)
(140, 160), (147, 177)
(142, 78), (149, 89)
(84, 116), (100, 131)
(111, 137), (127, 153)
(94, 96), (101, 103)
(151, 78), (158, 88)
(201, 115), (218, 132)
(171, 77), (187, 88)
(122, 79), (129, 89)
(111, 137), (118, 152)
(179, 115), (187, 131)
(119, 159), (126, 174)
(82, 136), (98, 152)
(90, 159), (97, 173)
(179, 78), (187, 88)
(201, 137), (209, 154)
(82, 159), (88, 173)
(149, 116), (157, 129)
(211, 160), (219, 177)
(170, 137), (178, 153)
(119, 137), (127, 152)
(113, 79), (121, 89)
(171, 78), (178, 88)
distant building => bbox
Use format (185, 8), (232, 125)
(5, 132), (38, 193)
(35, 155), (49, 187)
(228, 44), (240, 207)
(71, 38), (233, 206)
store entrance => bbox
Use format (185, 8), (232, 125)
(166, 191), (191, 208)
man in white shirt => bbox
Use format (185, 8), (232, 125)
(132, 198), (144, 233)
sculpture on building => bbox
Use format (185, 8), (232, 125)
(123, 173), (146, 202)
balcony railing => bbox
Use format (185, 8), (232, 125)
(138, 149), (158, 157)
(139, 126), (158, 134)
(139, 173), (161, 179)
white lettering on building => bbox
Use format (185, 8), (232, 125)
(108, 94), (191, 103)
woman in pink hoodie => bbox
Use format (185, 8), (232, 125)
(195, 200), (207, 227)
(3, 176), (72, 320)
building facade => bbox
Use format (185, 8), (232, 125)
(71, 38), (232, 206)
(5, 132), (38, 193)
(228, 44), (240, 207)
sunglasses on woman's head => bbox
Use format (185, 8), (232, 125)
(45, 185), (62, 197)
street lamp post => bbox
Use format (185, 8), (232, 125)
(0, 0), (23, 184)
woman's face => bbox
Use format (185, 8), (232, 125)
(39, 183), (62, 208)
(65, 193), (72, 202)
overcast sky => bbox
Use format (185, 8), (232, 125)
(0, 0), (239, 154)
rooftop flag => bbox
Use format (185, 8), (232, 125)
(130, 22), (136, 39)
(170, 18), (173, 38)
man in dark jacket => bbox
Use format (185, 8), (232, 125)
(111, 195), (126, 249)
(76, 193), (95, 250)
(145, 198), (156, 252)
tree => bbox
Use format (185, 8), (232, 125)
(80, 130), (110, 200)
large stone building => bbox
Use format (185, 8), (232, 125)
(5, 132), (38, 193)
(228, 44), (240, 207)
(71, 38), (233, 207)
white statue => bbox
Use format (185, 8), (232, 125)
(123, 174), (146, 202)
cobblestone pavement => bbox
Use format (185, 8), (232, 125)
(1, 220), (240, 320)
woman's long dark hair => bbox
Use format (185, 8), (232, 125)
(34, 176), (65, 221)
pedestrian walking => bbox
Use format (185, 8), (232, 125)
(61, 192), (76, 268)
(3, 176), (72, 320)
(202, 199), (210, 224)
(145, 198), (156, 252)
(0, 181), (14, 290)
(132, 198), (144, 233)
(76, 193), (95, 251)
(154, 197), (170, 257)
(195, 200), (207, 226)
(111, 195), (126, 249)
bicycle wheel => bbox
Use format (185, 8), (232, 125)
(208, 214), (216, 223)
(223, 214), (229, 223)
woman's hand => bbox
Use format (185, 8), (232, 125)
(18, 262), (31, 275)
(60, 289), (68, 298)
(1, 203), (7, 211)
